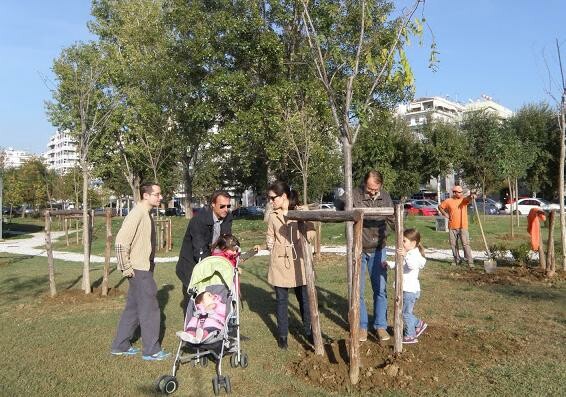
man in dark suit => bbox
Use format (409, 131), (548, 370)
(176, 190), (233, 312)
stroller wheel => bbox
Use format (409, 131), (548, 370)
(155, 375), (168, 392)
(240, 352), (249, 369)
(224, 375), (232, 393)
(163, 376), (179, 395)
(201, 356), (209, 368)
(212, 376), (220, 396)
(229, 354), (239, 368)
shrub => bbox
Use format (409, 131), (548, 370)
(509, 243), (531, 266)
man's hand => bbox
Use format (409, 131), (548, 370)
(122, 268), (135, 278)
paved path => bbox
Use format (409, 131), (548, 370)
(1, 231), (490, 264)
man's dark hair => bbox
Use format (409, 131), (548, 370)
(364, 170), (383, 184)
(140, 183), (159, 199)
(210, 190), (231, 204)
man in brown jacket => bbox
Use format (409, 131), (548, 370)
(110, 183), (170, 361)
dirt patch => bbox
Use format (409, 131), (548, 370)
(41, 287), (124, 305)
(289, 324), (522, 395)
(446, 267), (566, 287)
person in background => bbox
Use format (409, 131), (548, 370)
(397, 228), (427, 344)
(335, 170), (395, 343)
(437, 185), (476, 268)
(110, 183), (170, 361)
(176, 190), (233, 313)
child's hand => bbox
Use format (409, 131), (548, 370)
(253, 245), (262, 252)
(237, 267), (243, 274)
(397, 247), (406, 257)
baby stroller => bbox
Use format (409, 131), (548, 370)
(155, 255), (248, 395)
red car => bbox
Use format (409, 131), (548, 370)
(404, 200), (439, 216)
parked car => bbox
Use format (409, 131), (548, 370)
(404, 199), (438, 216)
(165, 207), (183, 216)
(232, 206), (265, 217)
(319, 203), (336, 210)
(468, 199), (499, 215)
(503, 198), (560, 215)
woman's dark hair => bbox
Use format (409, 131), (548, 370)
(267, 180), (300, 210)
(211, 233), (240, 252)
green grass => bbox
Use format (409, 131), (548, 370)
(0, 250), (564, 396)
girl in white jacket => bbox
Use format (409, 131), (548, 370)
(398, 228), (427, 344)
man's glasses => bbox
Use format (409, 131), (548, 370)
(150, 193), (163, 197)
(452, 190), (463, 194)
(268, 194), (282, 201)
(219, 204), (232, 209)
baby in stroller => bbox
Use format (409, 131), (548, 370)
(179, 291), (226, 344)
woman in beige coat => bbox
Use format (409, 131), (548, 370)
(264, 181), (313, 349)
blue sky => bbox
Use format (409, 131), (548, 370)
(1, 1), (565, 154)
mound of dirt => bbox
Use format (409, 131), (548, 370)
(447, 267), (566, 287)
(289, 324), (522, 394)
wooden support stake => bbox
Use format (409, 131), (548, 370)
(539, 229), (546, 270)
(546, 211), (556, 276)
(76, 219), (79, 244)
(348, 212), (363, 385)
(315, 221), (322, 260)
(65, 218), (69, 246)
(102, 208), (112, 296)
(45, 211), (56, 297)
(168, 218), (172, 251)
(393, 204), (404, 354)
(299, 221), (324, 356)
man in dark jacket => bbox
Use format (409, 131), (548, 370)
(336, 170), (394, 343)
(176, 190), (233, 312)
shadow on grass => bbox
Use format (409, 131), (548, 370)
(2, 222), (44, 238)
(0, 274), (49, 301)
(490, 284), (565, 301)
(0, 254), (36, 266)
(157, 284), (174, 343)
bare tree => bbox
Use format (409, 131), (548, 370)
(301, 0), (429, 298)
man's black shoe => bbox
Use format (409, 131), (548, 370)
(277, 336), (288, 350)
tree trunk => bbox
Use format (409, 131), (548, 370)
(348, 215), (363, 385)
(102, 208), (112, 296)
(81, 165), (91, 294)
(393, 204), (404, 354)
(515, 178), (520, 227)
(303, 172), (308, 206)
(436, 174), (441, 204)
(508, 178), (514, 238)
(182, 158), (193, 220)
(45, 211), (56, 297)
(342, 137), (354, 306)
(546, 210), (556, 276)
(559, 96), (566, 272)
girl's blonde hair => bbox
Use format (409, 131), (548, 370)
(403, 228), (425, 257)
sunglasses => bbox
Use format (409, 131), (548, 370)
(268, 194), (282, 201)
(452, 190), (463, 194)
(219, 204), (232, 209)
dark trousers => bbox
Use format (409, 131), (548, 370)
(274, 285), (311, 338)
(111, 270), (161, 356)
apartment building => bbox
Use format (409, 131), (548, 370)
(44, 130), (79, 174)
(2, 147), (32, 168)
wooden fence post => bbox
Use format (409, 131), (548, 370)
(65, 217), (69, 246)
(300, 221), (324, 356)
(76, 219), (79, 244)
(315, 221), (322, 260)
(168, 218), (172, 251)
(546, 211), (556, 276)
(102, 208), (112, 296)
(45, 211), (57, 297)
(348, 211), (363, 385)
(393, 204), (404, 354)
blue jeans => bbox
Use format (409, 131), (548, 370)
(402, 291), (421, 337)
(359, 248), (388, 330)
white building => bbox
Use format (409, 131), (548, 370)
(44, 130), (79, 174)
(396, 95), (513, 130)
(2, 147), (32, 168)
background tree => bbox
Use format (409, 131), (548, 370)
(46, 42), (117, 294)
(420, 120), (464, 202)
(460, 111), (502, 196)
